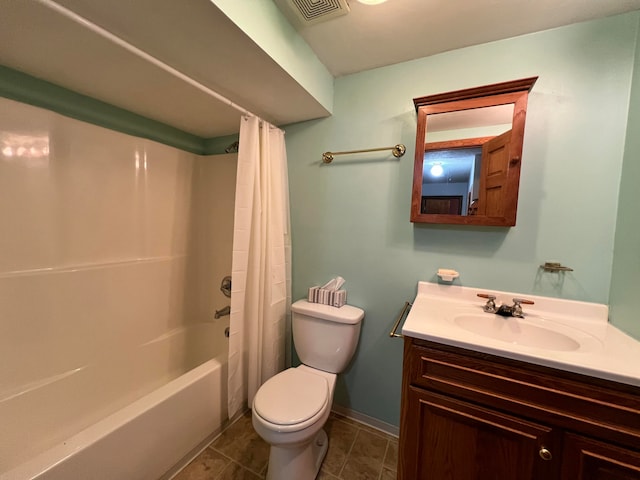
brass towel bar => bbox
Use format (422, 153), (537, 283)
(322, 144), (406, 164)
(390, 301), (412, 338)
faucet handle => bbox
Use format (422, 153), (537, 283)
(477, 293), (496, 300)
(477, 293), (497, 313)
(511, 298), (534, 317)
(512, 297), (535, 305)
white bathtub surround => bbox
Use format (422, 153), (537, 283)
(0, 98), (237, 476)
(228, 116), (292, 419)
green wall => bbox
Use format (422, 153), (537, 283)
(610, 15), (640, 339)
(285, 13), (640, 426)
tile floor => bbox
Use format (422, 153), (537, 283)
(173, 410), (398, 480)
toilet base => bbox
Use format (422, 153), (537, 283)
(265, 428), (329, 480)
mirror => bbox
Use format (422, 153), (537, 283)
(411, 77), (537, 226)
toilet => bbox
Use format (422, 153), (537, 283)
(252, 299), (364, 480)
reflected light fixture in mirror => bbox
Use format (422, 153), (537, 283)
(411, 77), (538, 226)
(430, 162), (444, 177)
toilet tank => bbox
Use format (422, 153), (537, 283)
(291, 300), (364, 373)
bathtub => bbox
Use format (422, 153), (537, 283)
(0, 322), (229, 480)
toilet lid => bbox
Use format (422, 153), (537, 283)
(253, 368), (329, 425)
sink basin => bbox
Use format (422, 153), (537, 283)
(400, 282), (640, 387)
(454, 314), (582, 351)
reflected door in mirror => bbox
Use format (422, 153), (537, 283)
(479, 129), (511, 217)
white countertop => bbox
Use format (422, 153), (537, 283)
(402, 282), (640, 387)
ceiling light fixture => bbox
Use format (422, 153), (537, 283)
(357, 0), (388, 5)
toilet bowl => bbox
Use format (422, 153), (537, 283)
(251, 300), (364, 480)
(252, 366), (336, 480)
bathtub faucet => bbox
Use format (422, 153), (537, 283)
(215, 306), (231, 319)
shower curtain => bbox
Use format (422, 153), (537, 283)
(227, 116), (292, 419)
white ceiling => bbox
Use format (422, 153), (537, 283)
(1, 0), (640, 138)
(278, 0), (640, 77)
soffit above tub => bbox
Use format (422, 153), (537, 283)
(275, 0), (640, 76)
(0, 0), (330, 138)
(3, 0), (639, 140)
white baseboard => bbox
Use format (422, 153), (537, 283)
(331, 404), (399, 438)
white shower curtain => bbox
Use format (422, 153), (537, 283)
(227, 116), (292, 419)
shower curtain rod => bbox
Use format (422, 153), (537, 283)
(38, 0), (256, 120)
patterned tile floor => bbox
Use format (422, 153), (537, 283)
(173, 410), (398, 480)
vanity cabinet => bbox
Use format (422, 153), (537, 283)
(404, 387), (559, 479)
(398, 337), (640, 480)
(562, 434), (640, 479)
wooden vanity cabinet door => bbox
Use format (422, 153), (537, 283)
(561, 433), (640, 479)
(400, 387), (559, 480)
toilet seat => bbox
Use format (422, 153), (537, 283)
(253, 368), (329, 433)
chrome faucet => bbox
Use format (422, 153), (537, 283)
(477, 294), (534, 318)
(477, 293), (497, 313)
(511, 298), (530, 317)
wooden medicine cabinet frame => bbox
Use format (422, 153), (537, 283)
(411, 77), (538, 226)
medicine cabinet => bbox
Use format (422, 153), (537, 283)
(411, 77), (538, 226)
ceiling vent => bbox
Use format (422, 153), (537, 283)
(286, 0), (350, 26)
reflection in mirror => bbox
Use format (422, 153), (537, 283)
(411, 77), (537, 226)
(422, 146), (482, 215)
(426, 104), (514, 143)
(422, 104), (514, 216)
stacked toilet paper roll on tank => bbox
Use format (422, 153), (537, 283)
(308, 277), (347, 307)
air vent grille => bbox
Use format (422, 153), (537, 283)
(288, 0), (350, 25)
